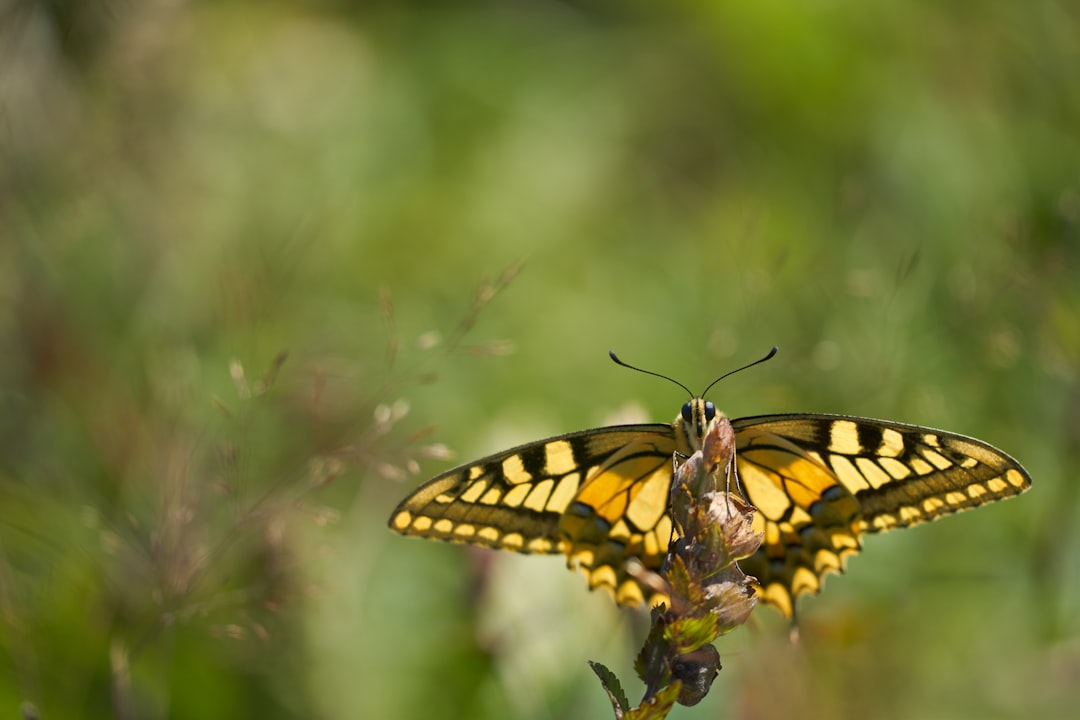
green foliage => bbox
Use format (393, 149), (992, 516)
(589, 661), (630, 717)
(625, 683), (682, 720)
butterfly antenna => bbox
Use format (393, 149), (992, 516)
(699, 346), (778, 398)
(609, 350), (694, 399)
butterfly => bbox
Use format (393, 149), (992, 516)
(387, 353), (1032, 618)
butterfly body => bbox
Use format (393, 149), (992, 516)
(389, 399), (1031, 617)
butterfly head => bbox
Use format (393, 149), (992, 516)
(677, 398), (720, 453)
(609, 346), (775, 454)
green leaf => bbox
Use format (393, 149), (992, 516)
(589, 660), (630, 718)
(625, 682), (681, 720)
(665, 613), (721, 656)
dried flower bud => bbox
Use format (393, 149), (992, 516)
(672, 644), (721, 706)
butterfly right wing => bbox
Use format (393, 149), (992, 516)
(731, 413), (1031, 618)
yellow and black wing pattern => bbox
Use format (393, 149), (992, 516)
(388, 424), (682, 606)
(730, 413), (1031, 617)
(388, 406), (1032, 617)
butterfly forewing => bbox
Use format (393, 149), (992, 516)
(390, 406), (1031, 618)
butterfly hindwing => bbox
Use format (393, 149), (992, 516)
(556, 428), (680, 605)
(732, 414), (1032, 617)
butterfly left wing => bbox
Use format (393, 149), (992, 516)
(388, 424), (679, 605)
(731, 413), (1033, 618)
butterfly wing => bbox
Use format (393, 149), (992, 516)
(391, 410), (1031, 617)
(388, 424), (679, 604)
(731, 413), (1033, 618)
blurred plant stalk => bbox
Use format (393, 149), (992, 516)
(591, 415), (762, 718)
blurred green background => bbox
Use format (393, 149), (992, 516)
(2, 0), (1078, 718)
